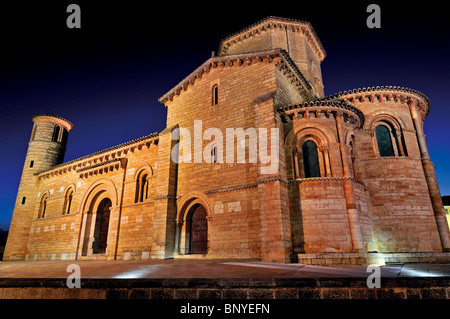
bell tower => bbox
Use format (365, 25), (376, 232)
(3, 114), (73, 260)
(218, 16), (327, 98)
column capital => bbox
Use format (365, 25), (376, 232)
(175, 219), (184, 226)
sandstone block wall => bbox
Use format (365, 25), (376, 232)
(348, 91), (444, 252)
(5, 18), (448, 263)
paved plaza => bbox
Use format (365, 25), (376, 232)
(1, 259), (449, 279)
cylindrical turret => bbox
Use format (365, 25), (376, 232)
(337, 87), (450, 253)
(3, 114), (73, 260)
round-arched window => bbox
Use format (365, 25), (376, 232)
(375, 125), (395, 157)
(302, 140), (321, 178)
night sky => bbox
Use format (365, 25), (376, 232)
(1, 1), (449, 229)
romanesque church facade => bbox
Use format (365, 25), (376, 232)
(4, 17), (450, 264)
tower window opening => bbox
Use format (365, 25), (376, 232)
(61, 128), (69, 147)
(30, 160), (34, 168)
(21, 197), (26, 205)
(52, 125), (60, 142)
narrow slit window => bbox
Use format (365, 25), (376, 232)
(64, 189), (74, 215)
(30, 160), (34, 168)
(211, 145), (218, 163)
(136, 173), (149, 203)
(212, 85), (218, 105)
(141, 176), (148, 201)
(21, 197), (26, 205)
(39, 194), (48, 218)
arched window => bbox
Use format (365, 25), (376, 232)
(212, 85), (218, 106)
(302, 140), (321, 178)
(375, 125), (395, 157)
(136, 173), (149, 203)
(63, 188), (74, 215)
(52, 125), (60, 142)
(61, 128), (69, 147)
(39, 194), (48, 218)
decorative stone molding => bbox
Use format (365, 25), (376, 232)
(158, 48), (312, 104)
(319, 86), (430, 119)
(276, 50), (312, 94)
(203, 176), (294, 196)
(288, 176), (366, 187)
(359, 156), (422, 162)
(257, 176), (289, 185)
(218, 16), (326, 63)
(36, 133), (158, 179)
(32, 114), (74, 131)
(204, 183), (258, 195)
(77, 158), (126, 176)
(278, 100), (364, 128)
(153, 194), (177, 201)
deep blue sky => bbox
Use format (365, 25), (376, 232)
(1, 1), (449, 229)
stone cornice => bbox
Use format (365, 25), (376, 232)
(319, 86), (431, 119)
(359, 156), (422, 162)
(153, 194), (177, 201)
(76, 158), (124, 173)
(276, 49), (312, 93)
(32, 114), (74, 131)
(158, 48), (312, 104)
(36, 132), (159, 179)
(289, 177), (366, 187)
(203, 176), (289, 195)
(77, 158), (127, 179)
(204, 183), (258, 195)
(278, 100), (365, 128)
(218, 16), (326, 63)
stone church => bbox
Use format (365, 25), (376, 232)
(4, 17), (450, 265)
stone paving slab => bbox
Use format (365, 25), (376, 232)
(0, 259), (449, 279)
(0, 259), (449, 299)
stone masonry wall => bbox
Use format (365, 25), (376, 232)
(351, 93), (443, 253)
(298, 179), (353, 254)
(2, 277), (449, 300)
(24, 135), (159, 260)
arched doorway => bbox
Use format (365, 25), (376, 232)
(190, 205), (208, 254)
(78, 180), (118, 258)
(92, 198), (111, 254)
